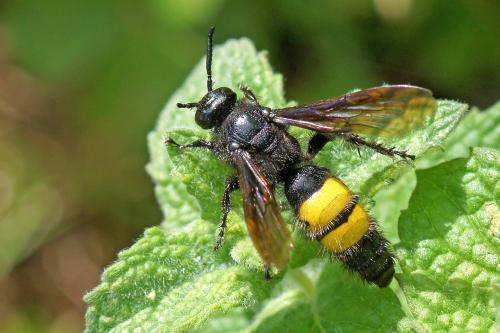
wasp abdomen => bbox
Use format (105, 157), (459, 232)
(284, 165), (394, 287)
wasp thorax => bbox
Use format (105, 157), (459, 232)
(195, 87), (237, 129)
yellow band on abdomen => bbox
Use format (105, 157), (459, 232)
(298, 178), (351, 228)
(320, 203), (370, 253)
(298, 176), (370, 253)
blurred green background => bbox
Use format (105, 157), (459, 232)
(0, 0), (498, 332)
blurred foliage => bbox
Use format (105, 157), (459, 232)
(0, 0), (499, 332)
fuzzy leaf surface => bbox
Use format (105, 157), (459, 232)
(86, 37), (471, 332)
(396, 148), (499, 332)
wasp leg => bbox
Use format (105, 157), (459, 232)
(165, 137), (214, 151)
(264, 265), (271, 280)
(214, 177), (239, 251)
(305, 133), (331, 160)
(239, 84), (259, 104)
(339, 133), (415, 160)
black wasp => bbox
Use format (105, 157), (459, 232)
(166, 27), (436, 287)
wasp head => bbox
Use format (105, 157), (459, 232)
(194, 87), (236, 129)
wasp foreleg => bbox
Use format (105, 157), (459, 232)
(239, 84), (259, 105)
(165, 137), (214, 151)
(214, 177), (239, 251)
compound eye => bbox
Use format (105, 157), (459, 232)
(195, 107), (214, 129)
(194, 87), (236, 129)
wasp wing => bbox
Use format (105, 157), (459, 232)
(273, 85), (437, 137)
(234, 150), (292, 271)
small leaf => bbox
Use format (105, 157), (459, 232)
(396, 148), (499, 332)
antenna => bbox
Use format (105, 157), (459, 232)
(176, 102), (198, 109)
(176, 27), (216, 110)
(206, 26), (215, 92)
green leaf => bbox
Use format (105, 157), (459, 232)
(370, 101), (499, 245)
(417, 101), (500, 169)
(145, 38), (288, 228)
(371, 170), (417, 244)
(85, 37), (470, 332)
(396, 148), (499, 332)
(313, 99), (468, 197)
(196, 261), (406, 333)
(84, 224), (271, 333)
(86, 38), (288, 333)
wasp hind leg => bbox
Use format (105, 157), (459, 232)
(305, 132), (415, 160)
(305, 133), (331, 160)
(338, 133), (415, 160)
(214, 177), (239, 251)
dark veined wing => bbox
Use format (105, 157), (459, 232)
(234, 150), (292, 271)
(273, 85), (437, 137)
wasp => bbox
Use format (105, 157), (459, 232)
(166, 27), (436, 287)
